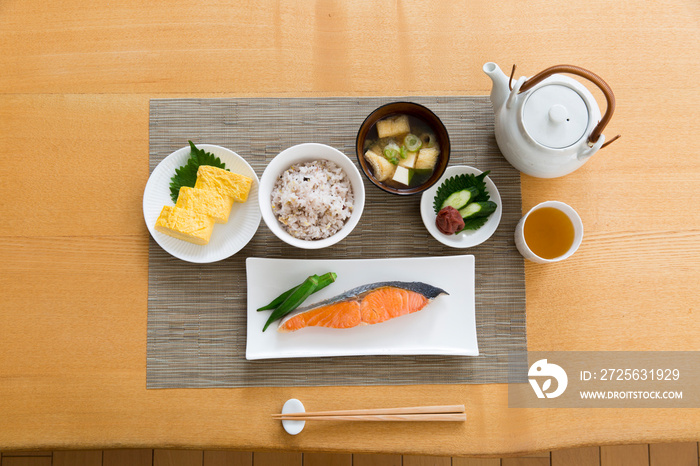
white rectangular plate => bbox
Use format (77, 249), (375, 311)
(245, 255), (478, 360)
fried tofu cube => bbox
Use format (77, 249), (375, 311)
(155, 206), (215, 245)
(376, 115), (410, 139)
(370, 143), (384, 156)
(176, 186), (234, 224)
(364, 149), (396, 181)
(194, 165), (253, 203)
(415, 146), (440, 170)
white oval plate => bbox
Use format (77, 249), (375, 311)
(420, 166), (502, 248)
(143, 144), (261, 263)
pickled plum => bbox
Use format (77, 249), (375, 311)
(435, 206), (464, 235)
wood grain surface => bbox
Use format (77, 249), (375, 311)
(649, 442), (699, 466)
(0, 444), (697, 466)
(201, 451), (252, 466)
(550, 447), (599, 466)
(52, 451), (102, 466)
(1, 0), (699, 457)
(601, 445), (649, 466)
(352, 455), (402, 466)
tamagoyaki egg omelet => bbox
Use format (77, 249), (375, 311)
(195, 165), (253, 203)
(154, 164), (253, 246)
(176, 186), (234, 224)
(155, 205), (216, 245)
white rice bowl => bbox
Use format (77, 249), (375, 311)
(259, 143), (365, 249)
(272, 160), (354, 240)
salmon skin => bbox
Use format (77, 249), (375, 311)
(277, 281), (448, 333)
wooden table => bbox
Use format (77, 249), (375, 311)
(1, 0), (698, 456)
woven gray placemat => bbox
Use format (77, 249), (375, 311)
(147, 97), (526, 388)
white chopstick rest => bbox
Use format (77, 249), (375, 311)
(281, 398), (306, 435)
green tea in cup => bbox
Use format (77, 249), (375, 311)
(515, 201), (583, 263)
(523, 207), (575, 259)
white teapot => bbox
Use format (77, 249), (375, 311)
(483, 63), (620, 178)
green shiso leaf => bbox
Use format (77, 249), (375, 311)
(433, 171), (490, 214)
(169, 141), (228, 203)
(460, 216), (489, 232)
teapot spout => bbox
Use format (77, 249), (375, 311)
(483, 62), (510, 111)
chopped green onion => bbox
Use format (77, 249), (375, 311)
(383, 142), (401, 165)
(384, 148), (399, 158)
(420, 133), (436, 148)
(404, 134), (422, 152)
(399, 145), (407, 159)
(383, 150), (399, 164)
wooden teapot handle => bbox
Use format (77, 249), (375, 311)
(512, 64), (620, 148)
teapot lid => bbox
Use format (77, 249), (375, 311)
(522, 84), (589, 149)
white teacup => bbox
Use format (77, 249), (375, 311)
(515, 201), (583, 263)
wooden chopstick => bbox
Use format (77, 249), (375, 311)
(272, 404), (464, 418)
(273, 413), (466, 422)
(272, 404), (466, 422)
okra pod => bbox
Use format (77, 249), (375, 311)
(257, 272), (336, 312)
(263, 275), (319, 332)
(314, 272), (337, 294)
(256, 284), (301, 312)
(259, 272), (338, 331)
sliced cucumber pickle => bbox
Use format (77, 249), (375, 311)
(459, 201), (498, 219)
(440, 187), (479, 211)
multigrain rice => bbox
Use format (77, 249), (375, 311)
(271, 160), (354, 240)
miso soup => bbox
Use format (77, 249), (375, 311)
(363, 114), (441, 189)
